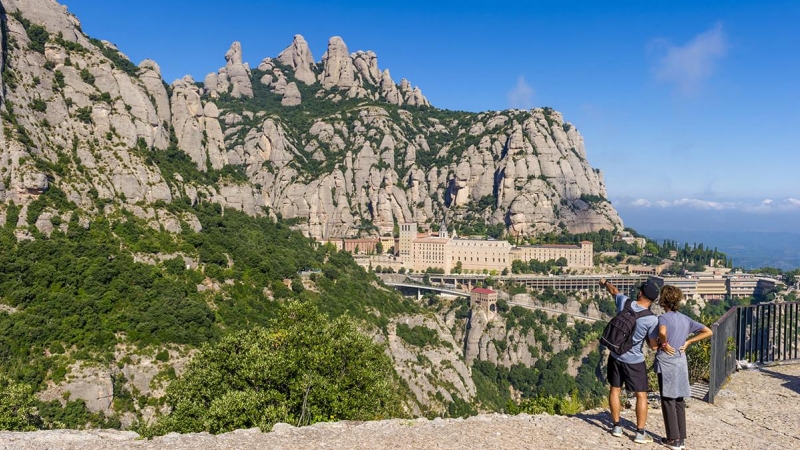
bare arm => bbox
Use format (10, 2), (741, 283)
(658, 324), (676, 355)
(599, 278), (619, 296)
(658, 324), (668, 347)
(647, 335), (660, 350)
(680, 326), (713, 352)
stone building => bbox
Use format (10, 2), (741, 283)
(342, 238), (378, 254)
(509, 242), (593, 269)
(397, 222), (594, 273)
(470, 287), (498, 320)
(450, 239), (512, 273)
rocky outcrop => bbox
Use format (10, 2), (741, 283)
(320, 36), (357, 90)
(386, 315), (476, 416)
(0, 0), (621, 244)
(352, 50), (381, 86)
(379, 69), (403, 105)
(281, 82), (302, 106)
(276, 35), (317, 85)
(139, 59), (172, 123)
(205, 42), (253, 98)
(170, 76), (228, 170)
(5, 364), (799, 449)
(37, 364), (115, 413)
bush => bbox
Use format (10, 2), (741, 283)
(155, 350), (170, 362)
(26, 24), (49, 54)
(0, 375), (41, 431)
(144, 302), (403, 435)
(395, 323), (440, 348)
(75, 106), (92, 124)
(53, 71), (65, 89)
(29, 99), (47, 113)
(510, 391), (584, 416)
(79, 68), (95, 85)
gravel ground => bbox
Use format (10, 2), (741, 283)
(2, 363), (798, 450)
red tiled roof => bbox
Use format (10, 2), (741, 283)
(471, 287), (496, 294)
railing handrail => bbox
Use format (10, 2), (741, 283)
(707, 301), (800, 403)
(713, 303), (739, 326)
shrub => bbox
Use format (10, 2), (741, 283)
(395, 323), (440, 348)
(53, 70), (65, 89)
(144, 302), (403, 435)
(155, 350), (170, 362)
(26, 24), (49, 54)
(79, 68), (95, 85)
(75, 106), (92, 124)
(0, 375), (41, 431)
(29, 99), (47, 113)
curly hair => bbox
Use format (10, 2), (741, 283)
(659, 285), (683, 312)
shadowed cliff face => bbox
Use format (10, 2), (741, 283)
(0, 0), (622, 238)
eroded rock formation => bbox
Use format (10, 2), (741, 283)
(0, 0), (620, 241)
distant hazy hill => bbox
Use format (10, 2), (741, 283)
(640, 229), (800, 270)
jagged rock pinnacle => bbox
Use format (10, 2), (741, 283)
(277, 34), (317, 85)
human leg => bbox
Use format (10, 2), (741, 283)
(607, 357), (624, 428)
(676, 397), (686, 439)
(620, 361), (649, 430)
(660, 396), (681, 439)
(609, 386), (622, 424)
(658, 373), (680, 440)
(634, 391), (649, 430)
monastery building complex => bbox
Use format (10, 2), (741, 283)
(326, 222), (594, 273)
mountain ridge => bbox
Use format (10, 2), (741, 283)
(1, 0), (622, 240)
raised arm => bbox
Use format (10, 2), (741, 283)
(599, 278), (619, 296)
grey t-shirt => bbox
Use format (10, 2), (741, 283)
(611, 294), (658, 364)
(650, 311), (706, 350)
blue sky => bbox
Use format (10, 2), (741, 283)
(61, 0), (800, 232)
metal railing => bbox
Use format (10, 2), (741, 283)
(707, 306), (738, 403)
(708, 301), (800, 403)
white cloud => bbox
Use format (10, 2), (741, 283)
(672, 198), (734, 210)
(652, 23), (727, 95)
(621, 197), (800, 213)
(507, 75), (534, 109)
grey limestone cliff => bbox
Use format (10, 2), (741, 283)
(0, 0), (621, 240)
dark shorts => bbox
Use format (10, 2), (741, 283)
(607, 356), (648, 392)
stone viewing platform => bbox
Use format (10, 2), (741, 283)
(2, 364), (798, 449)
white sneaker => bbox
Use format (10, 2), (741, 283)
(633, 430), (653, 444)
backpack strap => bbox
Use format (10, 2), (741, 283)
(623, 299), (652, 318)
(622, 298), (634, 312)
(629, 301), (653, 347)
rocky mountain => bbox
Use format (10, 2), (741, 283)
(0, 0), (623, 429)
(0, 0), (622, 240)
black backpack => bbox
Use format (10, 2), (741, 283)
(600, 299), (653, 355)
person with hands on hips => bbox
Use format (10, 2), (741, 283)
(651, 284), (713, 450)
